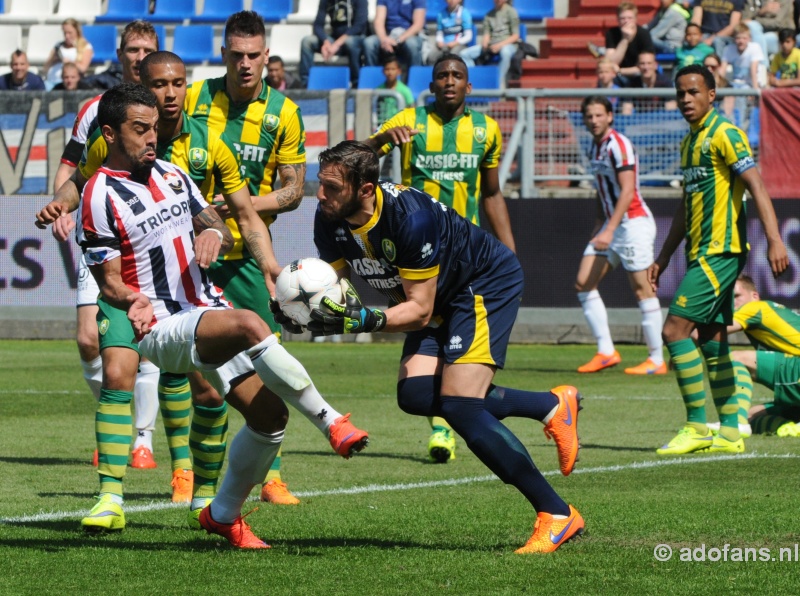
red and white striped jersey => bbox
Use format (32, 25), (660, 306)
(588, 128), (651, 221)
(78, 158), (230, 324)
(60, 93), (102, 167)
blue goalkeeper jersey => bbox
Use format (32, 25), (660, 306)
(314, 180), (515, 316)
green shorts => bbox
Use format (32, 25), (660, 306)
(756, 351), (800, 418)
(668, 254), (746, 325)
(208, 255), (280, 336)
(97, 298), (141, 355)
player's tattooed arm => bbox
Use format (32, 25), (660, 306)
(193, 206), (234, 266)
(251, 162), (306, 216)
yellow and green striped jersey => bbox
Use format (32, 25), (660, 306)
(184, 76), (306, 211)
(373, 105), (501, 225)
(79, 112), (254, 258)
(680, 108), (754, 262)
(734, 299), (800, 355)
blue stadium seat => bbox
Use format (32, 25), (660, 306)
(95, 0), (150, 23)
(151, 24), (167, 49)
(468, 0), (495, 21)
(193, 0), (243, 23)
(426, 0), (446, 22)
(357, 65), (385, 89)
(407, 65), (433, 97)
(253, 0), (293, 23)
(152, 0), (194, 23)
(307, 65), (350, 90)
(468, 65), (500, 89)
(83, 25), (118, 64)
(747, 106), (760, 149)
(515, 0), (554, 21)
(172, 25), (215, 64)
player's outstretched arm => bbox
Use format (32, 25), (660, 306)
(739, 168), (789, 278)
(35, 171), (84, 236)
(480, 167), (516, 253)
(250, 162), (306, 216)
(364, 126), (418, 156)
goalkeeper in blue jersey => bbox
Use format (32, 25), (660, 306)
(283, 140), (585, 553)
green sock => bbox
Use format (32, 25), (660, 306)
(752, 413), (791, 434)
(158, 373), (192, 471)
(97, 388), (133, 497)
(666, 338), (707, 431)
(702, 341), (739, 441)
(428, 416), (453, 432)
(265, 447), (283, 483)
(190, 402), (228, 499)
(733, 362), (752, 427)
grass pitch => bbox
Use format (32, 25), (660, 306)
(1, 340), (799, 595)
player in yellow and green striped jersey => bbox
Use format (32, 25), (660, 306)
(365, 55), (516, 464)
(649, 64), (788, 456)
(184, 11), (365, 505)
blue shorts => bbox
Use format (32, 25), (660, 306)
(401, 250), (523, 369)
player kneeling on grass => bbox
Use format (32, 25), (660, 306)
(74, 84), (366, 548)
(293, 140), (584, 553)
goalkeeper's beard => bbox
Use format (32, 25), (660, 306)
(320, 189), (362, 221)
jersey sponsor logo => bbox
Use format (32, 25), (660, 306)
(382, 239), (396, 262)
(731, 156), (755, 175)
(263, 114), (280, 133)
(134, 200), (193, 235)
(414, 153), (479, 171)
(449, 335), (462, 350)
(124, 194), (146, 216)
(473, 127), (486, 143)
(683, 167), (707, 183)
(189, 148), (208, 170)
(365, 275), (403, 290)
(163, 172), (185, 194)
(351, 257), (387, 276)
(421, 242), (432, 259)
(233, 142), (268, 163)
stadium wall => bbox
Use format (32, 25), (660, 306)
(4, 195), (799, 341)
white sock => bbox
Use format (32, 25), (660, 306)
(133, 360), (159, 434)
(248, 337), (341, 434)
(578, 290), (614, 355)
(210, 426), (283, 524)
(133, 429), (153, 450)
(639, 297), (664, 364)
(81, 356), (103, 400)
(99, 492), (124, 506)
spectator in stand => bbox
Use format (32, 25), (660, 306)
(299, 0), (368, 89)
(363, 0), (427, 72)
(0, 50), (45, 91)
(427, 0), (473, 65)
(588, 3), (655, 85)
(742, 0), (794, 61)
(768, 28), (800, 85)
(721, 24), (764, 120)
(692, 0), (743, 56)
(596, 58), (621, 110)
(52, 62), (92, 90)
(621, 51), (677, 113)
(460, 0), (520, 88)
(376, 56), (414, 123)
(43, 18), (94, 91)
(647, 0), (691, 54)
(676, 23), (716, 69)
(266, 56), (302, 90)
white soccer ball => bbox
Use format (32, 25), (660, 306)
(275, 258), (343, 326)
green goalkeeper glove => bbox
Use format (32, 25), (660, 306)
(308, 278), (387, 335)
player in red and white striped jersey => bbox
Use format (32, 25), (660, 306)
(574, 96), (665, 376)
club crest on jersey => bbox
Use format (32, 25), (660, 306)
(382, 239), (396, 262)
(163, 171), (184, 194)
(263, 114), (280, 133)
(189, 148), (208, 170)
(473, 127), (486, 143)
(701, 138), (711, 154)
(98, 318), (109, 335)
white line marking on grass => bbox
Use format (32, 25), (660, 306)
(0, 389), (85, 395)
(3, 453), (796, 524)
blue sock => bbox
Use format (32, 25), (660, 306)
(398, 377), (560, 422)
(486, 385), (559, 421)
(439, 395), (570, 515)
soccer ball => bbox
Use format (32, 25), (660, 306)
(275, 258), (343, 326)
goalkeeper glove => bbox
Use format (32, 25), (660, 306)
(308, 278), (387, 335)
(268, 298), (307, 334)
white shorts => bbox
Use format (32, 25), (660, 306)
(138, 307), (255, 397)
(77, 253), (100, 307)
(583, 215), (656, 272)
